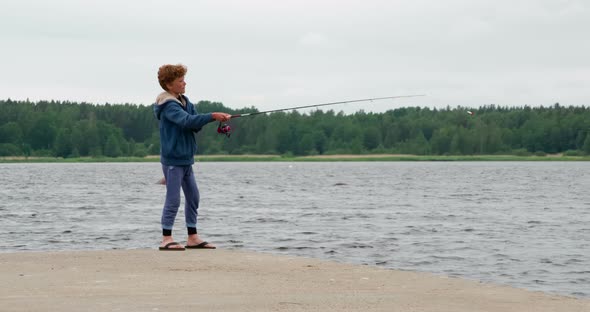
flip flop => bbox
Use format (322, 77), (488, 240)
(159, 242), (185, 251)
(185, 241), (216, 249)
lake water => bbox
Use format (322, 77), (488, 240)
(0, 161), (588, 298)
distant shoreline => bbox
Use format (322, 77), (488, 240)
(1, 154), (589, 163)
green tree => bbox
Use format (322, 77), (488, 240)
(104, 134), (122, 157)
(54, 128), (73, 158)
(583, 133), (590, 155)
(70, 148), (80, 158)
(0, 143), (21, 156)
(363, 127), (381, 151)
(28, 117), (56, 150)
(312, 130), (327, 154)
(2, 98), (590, 157)
(430, 127), (452, 155)
(299, 133), (315, 155)
(0, 122), (23, 144)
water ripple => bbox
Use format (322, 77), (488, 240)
(0, 161), (589, 299)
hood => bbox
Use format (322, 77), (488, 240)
(156, 91), (184, 106)
(154, 91), (185, 120)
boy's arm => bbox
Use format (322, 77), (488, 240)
(163, 104), (214, 130)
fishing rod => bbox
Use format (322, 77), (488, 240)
(229, 95), (425, 119)
(217, 94), (425, 137)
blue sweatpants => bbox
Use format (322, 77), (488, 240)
(161, 165), (200, 230)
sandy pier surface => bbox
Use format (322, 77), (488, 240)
(0, 249), (587, 312)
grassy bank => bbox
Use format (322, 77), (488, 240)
(1, 154), (590, 163)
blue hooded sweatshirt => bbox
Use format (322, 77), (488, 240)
(153, 92), (213, 166)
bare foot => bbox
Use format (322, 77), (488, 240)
(186, 234), (216, 248)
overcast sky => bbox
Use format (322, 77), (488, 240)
(1, 0), (588, 113)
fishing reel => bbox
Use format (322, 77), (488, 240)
(217, 122), (232, 138)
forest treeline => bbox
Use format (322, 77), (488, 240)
(1, 99), (589, 157)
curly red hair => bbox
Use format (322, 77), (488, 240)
(157, 64), (187, 91)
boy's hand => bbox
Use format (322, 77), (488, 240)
(212, 112), (232, 122)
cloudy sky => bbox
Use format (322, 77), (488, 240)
(1, 0), (588, 113)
